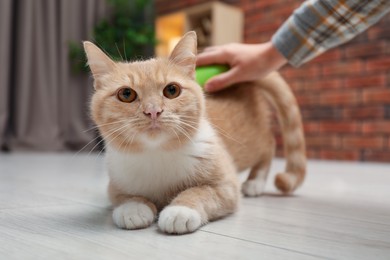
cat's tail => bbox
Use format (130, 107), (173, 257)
(258, 72), (306, 194)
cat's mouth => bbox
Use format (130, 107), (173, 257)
(142, 117), (175, 134)
(145, 119), (162, 131)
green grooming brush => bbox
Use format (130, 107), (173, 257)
(195, 65), (229, 88)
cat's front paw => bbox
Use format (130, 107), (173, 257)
(112, 201), (155, 230)
(158, 206), (202, 234)
(242, 179), (265, 197)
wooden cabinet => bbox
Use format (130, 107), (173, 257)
(156, 2), (243, 57)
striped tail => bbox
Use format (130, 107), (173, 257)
(259, 72), (306, 194)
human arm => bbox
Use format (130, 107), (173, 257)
(196, 42), (287, 92)
(272, 0), (390, 67)
(196, 0), (390, 92)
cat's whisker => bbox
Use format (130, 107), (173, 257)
(117, 125), (134, 153)
(88, 123), (130, 156)
(171, 128), (182, 146)
(180, 114), (225, 123)
(117, 128), (132, 153)
(174, 124), (195, 145)
(123, 131), (137, 152)
(96, 144), (106, 159)
(177, 119), (235, 145)
(98, 123), (131, 158)
(83, 119), (130, 133)
(115, 42), (124, 62)
(161, 118), (199, 145)
(82, 126), (100, 133)
(129, 132), (137, 147)
(175, 121), (199, 133)
(117, 125), (138, 153)
(178, 116), (243, 145)
(123, 39), (127, 61)
(89, 130), (118, 156)
(77, 119), (137, 156)
(207, 122), (243, 146)
(165, 117), (198, 129)
(80, 119), (142, 155)
(73, 133), (104, 157)
(117, 128), (137, 151)
(88, 135), (107, 156)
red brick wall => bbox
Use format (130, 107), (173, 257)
(156, 0), (390, 162)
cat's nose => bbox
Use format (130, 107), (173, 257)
(143, 108), (163, 120)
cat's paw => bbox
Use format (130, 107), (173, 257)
(158, 206), (202, 234)
(242, 179), (265, 197)
(112, 201), (155, 230)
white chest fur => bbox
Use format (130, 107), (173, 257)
(105, 120), (216, 203)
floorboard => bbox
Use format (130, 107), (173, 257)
(0, 153), (389, 259)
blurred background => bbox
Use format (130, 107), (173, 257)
(0, 0), (389, 162)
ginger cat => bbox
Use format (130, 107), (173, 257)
(83, 31), (306, 234)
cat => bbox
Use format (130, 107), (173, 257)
(83, 31), (306, 234)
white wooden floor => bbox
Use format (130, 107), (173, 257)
(0, 153), (389, 260)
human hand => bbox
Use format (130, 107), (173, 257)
(196, 41), (287, 92)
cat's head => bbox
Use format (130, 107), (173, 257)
(84, 32), (204, 152)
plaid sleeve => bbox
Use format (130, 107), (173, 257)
(271, 0), (390, 67)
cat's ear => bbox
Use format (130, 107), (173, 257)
(169, 31), (197, 79)
(83, 41), (116, 79)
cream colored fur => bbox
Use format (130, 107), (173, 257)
(105, 119), (218, 209)
(83, 31), (306, 234)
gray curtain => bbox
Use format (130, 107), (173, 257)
(0, 0), (12, 151)
(0, 0), (109, 151)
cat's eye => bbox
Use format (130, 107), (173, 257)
(163, 83), (181, 99)
(117, 87), (137, 103)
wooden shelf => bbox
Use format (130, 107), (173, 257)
(156, 2), (243, 57)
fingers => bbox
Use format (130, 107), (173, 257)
(196, 48), (228, 67)
(202, 46), (218, 52)
(204, 67), (240, 92)
(196, 44), (240, 92)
